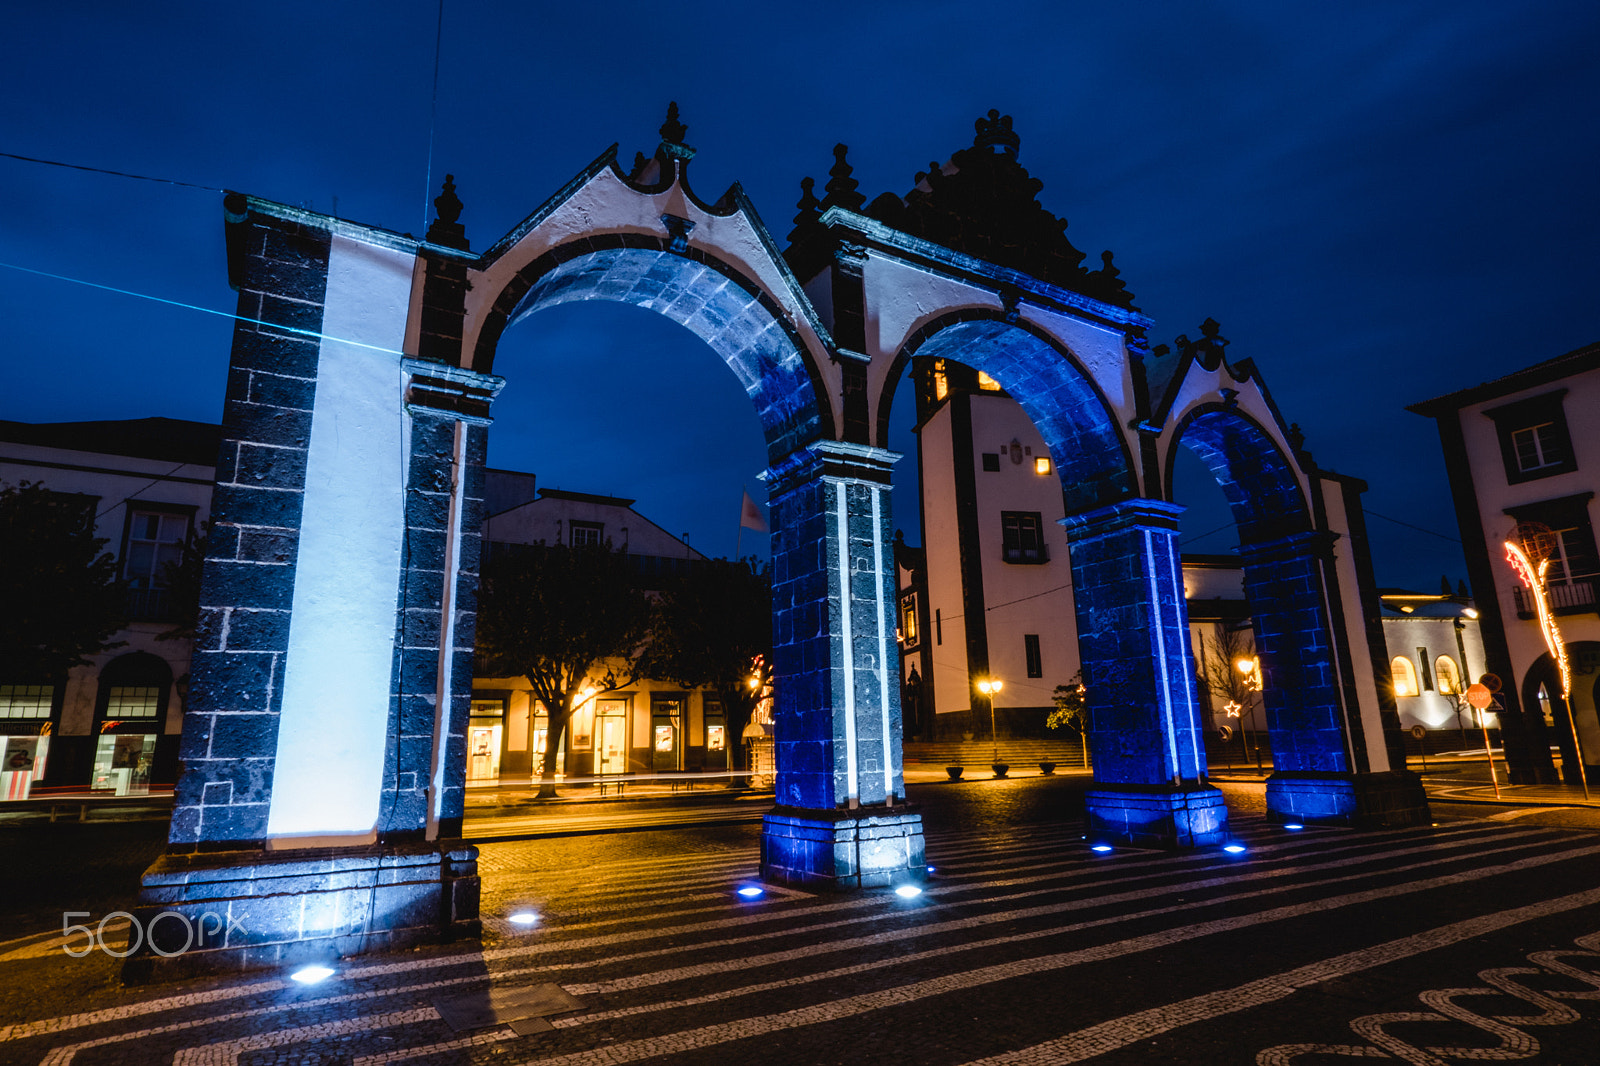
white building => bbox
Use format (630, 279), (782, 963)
(0, 417), (217, 798)
(1410, 340), (1600, 783)
(471, 475), (735, 785)
(896, 360), (1079, 739)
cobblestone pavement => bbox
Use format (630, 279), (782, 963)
(4, 780), (1600, 1064)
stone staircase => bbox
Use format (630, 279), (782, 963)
(902, 738), (1089, 770)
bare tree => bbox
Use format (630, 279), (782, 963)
(1195, 623), (1260, 767)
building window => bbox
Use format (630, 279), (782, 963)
(935, 608), (942, 646)
(1001, 511), (1049, 563)
(976, 370), (1002, 391)
(105, 686), (161, 719)
(981, 453), (1001, 472)
(1505, 493), (1600, 615)
(1415, 648), (1434, 692)
(569, 522), (603, 547)
(0, 684), (53, 719)
(900, 594), (920, 648)
(1391, 656), (1419, 698)
(1485, 391), (1577, 484)
(1024, 634), (1042, 678)
(1435, 656), (1461, 695)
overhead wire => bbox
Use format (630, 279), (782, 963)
(0, 149), (225, 192)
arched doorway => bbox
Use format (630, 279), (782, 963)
(1522, 644), (1600, 784)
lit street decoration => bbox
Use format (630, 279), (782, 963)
(1504, 536), (1587, 799)
(1223, 701), (1242, 718)
(1504, 540), (1571, 699)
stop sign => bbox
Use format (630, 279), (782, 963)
(1464, 683), (1492, 710)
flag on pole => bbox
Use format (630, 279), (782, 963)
(739, 489), (768, 532)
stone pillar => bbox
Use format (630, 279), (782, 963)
(124, 200), (488, 981)
(761, 441), (925, 889)
(1238, 531), (1427, 826)
(1062, 500), (1228, 848)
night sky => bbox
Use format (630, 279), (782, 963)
(3, 2), (1597, 589)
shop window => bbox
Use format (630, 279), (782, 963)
(1391, 656), (1419, 698)
(0, 684), (54, 719)
(1434, 656), (1461, 695)
(1485, 391), (1577, 484)
(1024, 634), (1042, 678)
(1001, 511), (1048, 563)
(900, 594), (920, 648)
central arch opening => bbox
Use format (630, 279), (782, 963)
(466, 246), (813, 801)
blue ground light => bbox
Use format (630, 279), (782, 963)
(736, 886), (765, 899)
(290, 965), (335, 985)
(1222, 844), (1247, 854)
(1091, 844), (1114, 853)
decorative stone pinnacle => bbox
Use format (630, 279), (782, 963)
(426, 174), (470, 251)
(822, 144), (865, 212)
(973, 108), (1020, 155)
(660, 101), (688, 145)
(433, 174), (462, 225)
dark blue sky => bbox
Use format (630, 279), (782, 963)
(3, 2), (1597, 586)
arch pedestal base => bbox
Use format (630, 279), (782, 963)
(120, 841), (480, 984)
(1266, 771), (1429, 828)
(760, 806), (926, 890)
(1085, 785), (1229, 849)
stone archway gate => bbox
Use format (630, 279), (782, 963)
(127, 110), (1426, 979)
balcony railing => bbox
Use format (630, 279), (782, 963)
(1513, 577), (1597, 619)
(1001, 544), (1050, 565)
(125, 587), (176, 623)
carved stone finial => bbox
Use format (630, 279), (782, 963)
(1200, 317), (1223, 339)
(973, 108), (1020, 155)
(787, 177), (822, 246)
(660, 101), (688, 145)
(1288, 423), (1306, 453)
(1091, 249), (1131, 303)
(822, 143), (865, 211)
(425, 174), (470, 251)
(433, 174), (462, 224)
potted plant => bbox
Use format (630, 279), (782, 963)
(991, 763), (1009, 778)
(1039, 761), (1056, 775)
(945, 765), (965, 781)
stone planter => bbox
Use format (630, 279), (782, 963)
(992, 763), (1010, 779)
(1039, 761), (1056, 775)
(945, 766), (965, 781)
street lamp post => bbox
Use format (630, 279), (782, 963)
(977, 678), (1004, 764)
(1236, 657), (1263, 772)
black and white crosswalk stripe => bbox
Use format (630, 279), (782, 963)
(4, 817), (1600, 1065)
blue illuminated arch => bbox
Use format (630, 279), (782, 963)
(472, 238), (830, 463)
(1165, 405), (1310, 543)
(888, 312), (1137, 513)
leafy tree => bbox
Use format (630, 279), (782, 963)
(475, 542), (654, 798)
(1046, 671), (1089, 767)
(0, 481), (127, 677)
(639, 557), (772, 771)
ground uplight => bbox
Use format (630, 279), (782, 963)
(736, 886), (765, 899)
(1222, 844), (1247, 854)
(290, 965), (335, 985)
(1090, 844), (1114, 853)
(894, 884), (922, 898)
(1283, 824), (1304, 830)
(508, 911), (540, 926)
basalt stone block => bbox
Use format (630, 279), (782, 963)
(760, 804), (925, 890)
(1266, 770), (1429, 828)
(1085, 785), (1229, 849)
(122, 841), (480, 983)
